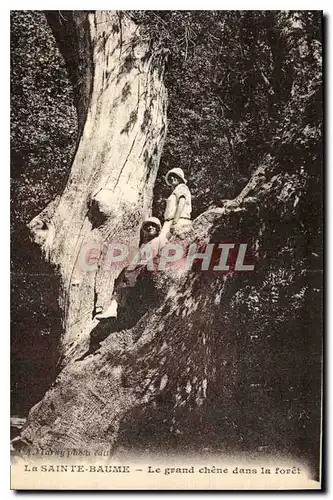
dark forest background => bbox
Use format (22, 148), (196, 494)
(11, 10), (322, 470)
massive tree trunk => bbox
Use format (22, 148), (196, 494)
(15, 160), (300, 455)
(28, 11), (168, 361)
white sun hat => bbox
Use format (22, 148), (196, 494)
(142, 216), (162, 230)
(165, 167), (187, 185)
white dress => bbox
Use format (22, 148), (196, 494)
(162, 184), (192, 239)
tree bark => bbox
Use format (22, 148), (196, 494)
(14, 163), (299, 456)
(27, 11), (168, 360)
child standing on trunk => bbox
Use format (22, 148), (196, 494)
(95, 217), (166, 320)
(160, 167), (192, 240)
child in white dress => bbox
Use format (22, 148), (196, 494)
(160, 167), (192, 240)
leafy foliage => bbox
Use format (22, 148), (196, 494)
(11, 10), (77, 226)
(128, 11), (322, 218)
(11, 10), (77, 414)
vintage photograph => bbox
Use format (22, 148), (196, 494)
(10, 10), (323, 490)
